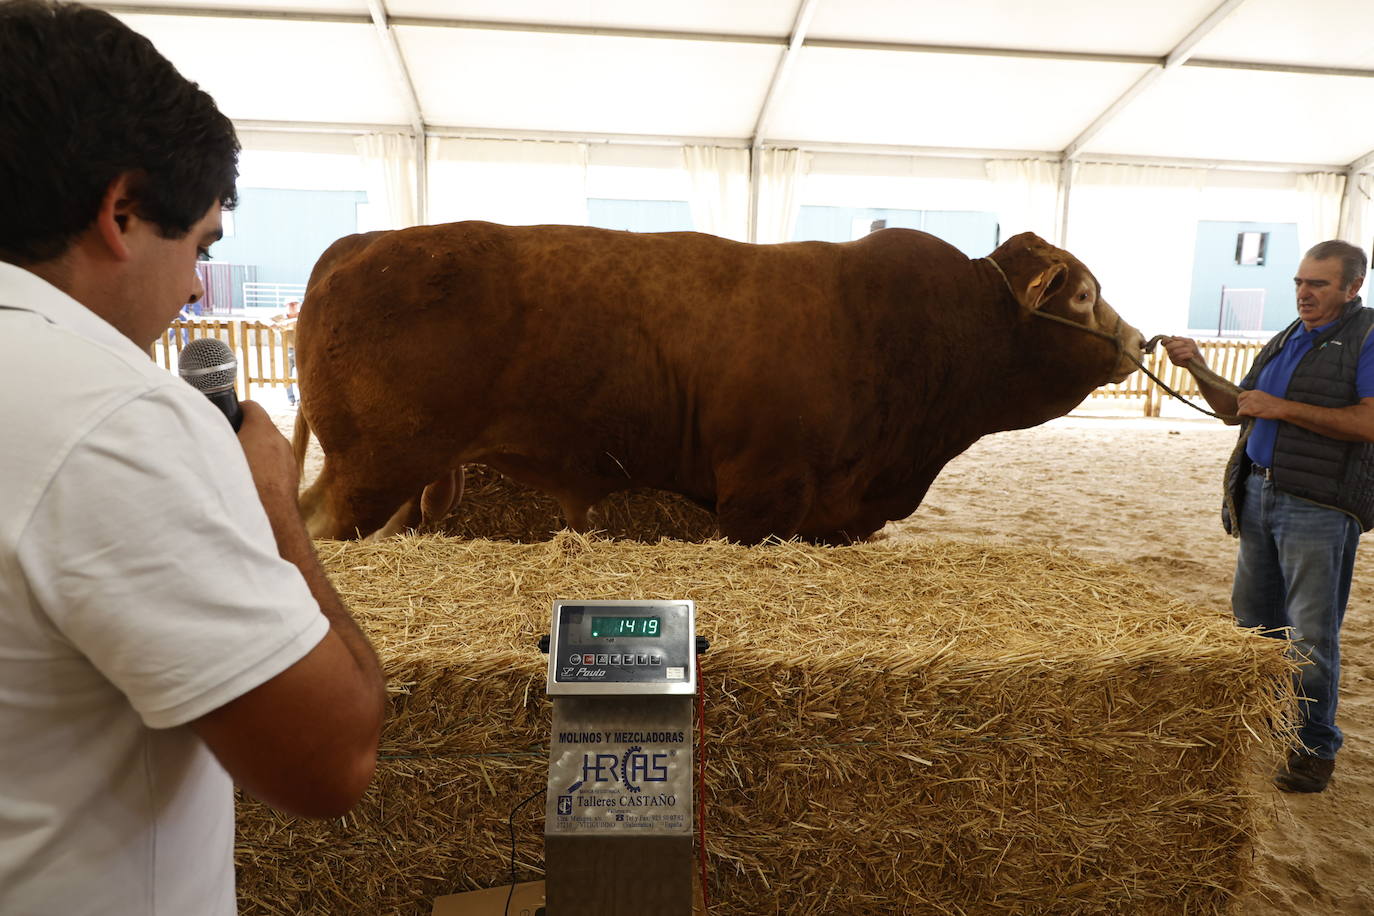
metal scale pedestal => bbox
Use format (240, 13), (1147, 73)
(543, 600), (697, 916)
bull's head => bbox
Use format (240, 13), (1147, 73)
(990, 232), (1145, 384)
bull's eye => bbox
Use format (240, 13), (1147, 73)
(1077, 292), (1089, 302)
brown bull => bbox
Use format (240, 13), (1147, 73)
(293, 222), (1144, 543)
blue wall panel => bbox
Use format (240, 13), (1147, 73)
(208, 187), (366, 288)
(1188, 221), (1299, 334)
(588, 198), (694, 233)
(792, 206), (998, 258)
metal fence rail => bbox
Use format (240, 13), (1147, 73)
(243, 282), (306, 311)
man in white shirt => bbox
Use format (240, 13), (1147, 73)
(0, 2), (386, 912)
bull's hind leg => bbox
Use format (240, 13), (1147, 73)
(299, 468), (331, 538)
(370, 496), (421, 541)
(713, 462), (816, 545)
(308, 450), (448, 540)
(366, 468), (464, 540)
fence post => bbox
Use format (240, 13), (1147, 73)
(238, 321), (251, 401)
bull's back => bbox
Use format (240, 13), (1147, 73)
(306, 222), (851, 402)
(316, 222), (966, 372)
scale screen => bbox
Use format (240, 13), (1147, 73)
(547, 600), (695, 695)
(590, 616), (661, 637)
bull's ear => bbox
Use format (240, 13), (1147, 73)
(1019, 263), (1067, 311)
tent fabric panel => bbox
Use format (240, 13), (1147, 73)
(1084, 66), (1374, 164)
(766, 47), (1152, 151)
(398, 27), (782, 138)
(1190, 0), (1374, 70)
(805, 0), (1224, 56)
(112, 13), (412, 125)
(385, 0), (796, 37)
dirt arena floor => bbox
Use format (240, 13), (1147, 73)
(280, 402), (1374, 914)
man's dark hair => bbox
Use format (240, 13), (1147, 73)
(1305, 239), (1368, 291)
(0, 0), (239, 264)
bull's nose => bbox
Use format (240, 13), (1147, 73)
(1109, 324), (1147, 383)
(1122, 324), (1146, 353)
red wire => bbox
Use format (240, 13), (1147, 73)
(696, 655), (710, 913)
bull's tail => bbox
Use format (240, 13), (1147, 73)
(293, 406), (333, 536)
(291, 405), (312, 479)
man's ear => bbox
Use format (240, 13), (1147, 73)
(93, 174), (138, 262)
(1349, 274), (1365, 301)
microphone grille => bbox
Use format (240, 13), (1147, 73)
(178, 337), (238, 394)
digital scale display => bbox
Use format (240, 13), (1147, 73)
(548, 600), (695, 695)
(591, 616), (661, 637)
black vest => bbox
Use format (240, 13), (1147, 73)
(1223, 298), (1374, 534)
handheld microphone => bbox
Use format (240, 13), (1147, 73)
(178, 337), (244, 432)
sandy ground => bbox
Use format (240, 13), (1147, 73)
(278, 399), (1374, 914)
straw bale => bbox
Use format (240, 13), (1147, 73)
(236, 533), (1295, 915)
(433, 463), (720, 542)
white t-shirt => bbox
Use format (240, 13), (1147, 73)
(0, 263), (330, 915)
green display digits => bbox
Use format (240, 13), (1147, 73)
(590, 616), (661, 637)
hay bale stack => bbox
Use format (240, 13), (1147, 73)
(236, 534), (1295, 915)
(435, 463), (720, 542)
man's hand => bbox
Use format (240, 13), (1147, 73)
(233, 398), (326, 574)
(1157, 335), (1241, 422)
(1161, 335), (1204, 368)
(1236, 389), (1287, 420)
(235, 400), (300, 533)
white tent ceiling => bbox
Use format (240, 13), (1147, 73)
(95, 0), (1374, 173)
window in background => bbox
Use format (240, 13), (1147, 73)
(852, 217), (887, 238)
(1235, 230), (1269, 266)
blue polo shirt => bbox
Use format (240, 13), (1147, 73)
(1246, 314), (1374, 467)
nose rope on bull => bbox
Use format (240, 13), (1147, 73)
(1134, 336), (1242, 422)
(982, 257), (1239, 422)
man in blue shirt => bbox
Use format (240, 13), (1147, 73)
(1164, 240), (1372, 793)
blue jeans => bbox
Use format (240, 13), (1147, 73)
(1233, 472), (1359, 759)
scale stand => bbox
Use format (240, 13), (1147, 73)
(543, 599), (703, 915)
(432, 600), (706, 916)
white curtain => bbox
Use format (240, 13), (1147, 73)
(1297, 171), (1347, 257)
(425, 138), (589, 227)
(684, 145), (750, 242)
(755, 149), (806, 244)
(1355, 173), (1373, 268)
(1337, 172), (1371, 269)
(1066, 163), (1206, 336)
(985, 158), (1060, 245)
(354, 132), (419, 230)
